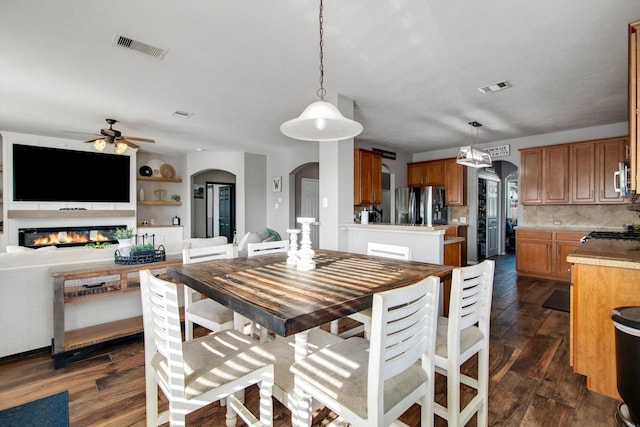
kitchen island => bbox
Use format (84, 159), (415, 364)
(340, 223), (466, 265)
(567, 239), (640, 400)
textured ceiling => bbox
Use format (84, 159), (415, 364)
(1, 1), (638, 156)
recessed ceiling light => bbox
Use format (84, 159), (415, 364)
(478, 80), (512, 94)
(196, 147), (205, 151)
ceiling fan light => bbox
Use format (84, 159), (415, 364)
(456, 146), (492, 168)
(114, 141), (128, 154)
(280, 100), (363, 141)
(93, 139), (107, 152)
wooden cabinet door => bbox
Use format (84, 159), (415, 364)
(354, 149), (382, 205)
(554, 240), (581, 280)
(520, 149), (543, 205)
(597, 137), (628, 203)
(444, 158), (465, 206)
(571, 142), (596, 203)
(425, 160), (445, 186)
(543, 145), (570, 203)
(407, 163), (426, 187)
(516, 238), (552, 274)
(630, 19), (640, 193)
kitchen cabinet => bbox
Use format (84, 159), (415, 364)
(522, 137), (629, 206)
(543, 145), (570, 204)
(521, 144), (569, 204)
(520, 149), (543, 204)
(443, 158), (466, 206)
(445, 224), (468, 266)
(598, 136), (629, 203)
(407, 159), (444, 187)
(629, 19), (640, 193)
(516, 229), (584, 281)
(354, 148), (382, 205)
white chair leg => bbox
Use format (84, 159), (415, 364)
(145, 374), (158, 427)
(477, 347), (489, 427)
(448, 364), (461, 427)
(225, 396), (238, 427)
(169, 401), (186, 427)
(184, 319), (193, 341)
(259, 375), (274, 426)
(330, 319), (339, 335)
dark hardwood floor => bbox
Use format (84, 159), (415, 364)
(0, 253), (622, 426)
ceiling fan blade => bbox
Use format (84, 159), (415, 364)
(83, 138), (102, 143)
(64, 131), (101, 136)
(123, 140), (140, 149)
(122, 135), (155, 143)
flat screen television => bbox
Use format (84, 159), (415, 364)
(13, 144), (131, 203)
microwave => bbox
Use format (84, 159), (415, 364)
(614, 162), (632, 198)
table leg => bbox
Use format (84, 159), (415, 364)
(292, 330), (311, 427)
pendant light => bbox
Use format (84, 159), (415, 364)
(93, 138), (107, 152)
(280, 0), (363, 141)
(456, 121), (492, 168)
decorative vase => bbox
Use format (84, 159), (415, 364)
(139, 187), (145, 201)
(296, 217), (316, 271)
(117, 238), (133, 257)
(286, 229), (301, 266)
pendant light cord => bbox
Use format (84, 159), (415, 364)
(317, 0), (326, 100)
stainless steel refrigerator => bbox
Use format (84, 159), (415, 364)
(395, 186), (447, 226)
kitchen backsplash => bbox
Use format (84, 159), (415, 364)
(522, 205), (639, 229)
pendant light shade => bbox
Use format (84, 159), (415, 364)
(456, 121), (492, 168)
(281, 0), (363, 141)
(280, 101), (363, 141)
(93, 138), (107, 152)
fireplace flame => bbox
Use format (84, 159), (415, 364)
(32, 231), (110, 246)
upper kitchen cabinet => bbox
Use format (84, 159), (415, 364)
(520, 148), (544, 204)
(443, 158), (466, 206)
(354, 148), (382, 205)
(629, 19), (639, 193)
(522, 137), (629, 206)
(407, 159), (444, 187)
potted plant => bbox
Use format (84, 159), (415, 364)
(114, 228), (135, 256)
(130, 243), (155, 257)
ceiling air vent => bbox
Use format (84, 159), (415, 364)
(172, 110), (193, 118)
(113, 34), (167, 59)
(478, 80), (512, 94)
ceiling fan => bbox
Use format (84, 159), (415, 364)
(83, 118), (155, 153)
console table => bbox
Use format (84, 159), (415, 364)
(51, 255), (182, 368)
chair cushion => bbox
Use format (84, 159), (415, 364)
(151, 329), (275, 400)
(290, 337), (428, 420)
(262, 328), (343, 394)
(435, 316), (484, 359)
(187, 299), (234, 325)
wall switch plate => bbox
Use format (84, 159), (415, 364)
(460, 217), (466, 223)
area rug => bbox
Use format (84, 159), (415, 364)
(0, 390), (69, 427)
(542, 289), (570, 313)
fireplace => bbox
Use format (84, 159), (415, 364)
(18, 225), (126, 248)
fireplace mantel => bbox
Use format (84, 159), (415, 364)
(8, 210), (136, 219)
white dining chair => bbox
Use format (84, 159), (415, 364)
(291, 275), (440, 427)
(139, 269), (275, 427)
(247, 240), (289, 257)
(182, 244), (236, 341)
(433, 259), (495, 427)
(331, 242), (412, 338)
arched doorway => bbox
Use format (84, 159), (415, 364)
(191, 169), (236, 242)
(289, 162), (319, 248)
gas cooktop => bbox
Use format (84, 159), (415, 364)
(582, 231), (640, 242)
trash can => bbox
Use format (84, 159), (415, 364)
(611, 306), (640, 426)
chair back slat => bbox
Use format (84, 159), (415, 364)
(451, 262), (493, 331)
(183, 243), (235, 264)
(247, 240), (288, 257)
(366, 242), (411, 261)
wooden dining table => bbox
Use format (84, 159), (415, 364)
(166, 249), (454, 426)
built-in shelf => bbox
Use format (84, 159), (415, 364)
(137, 201), (181, 206)
(8, 210), (136, 219)
(137, 176), (182, 183)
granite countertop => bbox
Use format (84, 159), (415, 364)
(516, 226), (620, 233)
(342, 223), (467, 232)
(567, 239), (640, 270)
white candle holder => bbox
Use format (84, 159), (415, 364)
(296, 217), (316, 271)
(286, 228), (301, 266)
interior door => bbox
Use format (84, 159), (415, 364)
(300, 178), (320, 249)
(218, 185), (232, 242)
(486, 180), (499, 257)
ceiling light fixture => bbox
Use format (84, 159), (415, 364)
(114, 141), (128, 154)
(456, 121), (492, 168)
(93, 139), (107, 152)
(280, 0), (363, 141)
